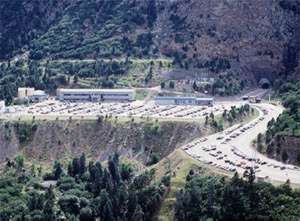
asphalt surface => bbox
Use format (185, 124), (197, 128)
(183, 103), (300, 184)
(2, 99), (243, 121)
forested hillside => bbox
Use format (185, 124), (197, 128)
(1, 0), (300, 80)
(1, 1), (300, 219)
(0, 0), (70, 59)
(256, 80), (300, 165)
(175, 169), (300, 221)
(0, 153), (169, 221)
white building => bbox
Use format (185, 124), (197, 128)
(56, 88), (135, 102)
(0, 101), (5, 113)
(18, 88), (35, 99)
(155, 96), (214, 106)
(29, 90), (48, 102)
(18, 88), (48, 102)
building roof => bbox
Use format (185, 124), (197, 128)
(57, 88), (135, 93)
(32, 90), (46, 96)
(195, 97), (214, 101)
(18, 87), (34, 91)
(155, 96), (213, 101)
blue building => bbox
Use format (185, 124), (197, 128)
(155, 96), (214, 106)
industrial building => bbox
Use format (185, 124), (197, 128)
(56, 88), (135, 102)
(18, 88), (48, 102)
(155, 96), (214, 106)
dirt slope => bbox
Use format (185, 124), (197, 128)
(0, 119), (210, 164)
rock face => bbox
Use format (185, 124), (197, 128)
(0, 120), (208, 164)
(0, 0), (299, 81)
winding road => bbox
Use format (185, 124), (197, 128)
(182, 103), (300, 184)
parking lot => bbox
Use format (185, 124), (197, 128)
(2, 99), (243, 120)
(2, 96), (299, 184)
(183, 103), (300, 184)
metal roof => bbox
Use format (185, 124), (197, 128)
(57, 88), (135, 93)
(33, 90), (46, 96)
(155, 96), (213, 101)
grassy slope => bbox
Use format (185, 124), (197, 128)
(44, 58), (172, 88)
(155, 149), (230, 221)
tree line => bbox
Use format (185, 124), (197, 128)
(0, 153), (169, 221)
(175, 168), (300, 221)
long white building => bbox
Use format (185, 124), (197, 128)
(57, 88), (135, 102)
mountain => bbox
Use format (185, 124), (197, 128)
(1, 0), (300, 82)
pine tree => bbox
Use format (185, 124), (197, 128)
(53, 161), (63, 179)
(102, 200), (115, 221)
(132, 204), (144, 221)
(147, 0), (157, 27)
(79, 153), (86, 176)
(43, 186), (56, 221)
(108, 154), (121, 184)
(72, 157), (81, 177)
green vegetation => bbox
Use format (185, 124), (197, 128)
(0, 0), (199, 64)
(13, 122), (38, 145)
(0, 153), (168, 221)
(175, 169), (300, 221)
(147, 152), (161, 166)
(260, 81), (300, 163)
(211, 72), (246, 96)
(0, 58), (171, 104)
(0, 60), (68, 104)
(267, 81), (300, 137)
(156, 149), (229, 221)
(28, 1), (159, 60)
(206, 104), (253, 132)
(190, 71), (246, 96)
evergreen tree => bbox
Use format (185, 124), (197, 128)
(79, 207), (94, 221)
(147, 0), (157, 27)
(79, 153), (86, 176)
(43, 186), (56, 221)
(102, 200), (115, 221)
(132, 204), (144, 221)
(53, 161), (63, 179)
(108, 154), (121, 184)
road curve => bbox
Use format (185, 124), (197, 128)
(183, 103), (300, 184)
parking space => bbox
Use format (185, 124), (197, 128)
(4, 99), (242, 120)
(182, 103), (300, 184)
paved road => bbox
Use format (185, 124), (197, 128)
(183, 103), (300, 184)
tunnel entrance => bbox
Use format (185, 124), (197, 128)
(259, 78), (271, 89)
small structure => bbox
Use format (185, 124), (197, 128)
(0, 101), (5, 113)
(155, 96), (214, 106)
(29, 90), (48, 102)
(57, 88), (135, 102)
(17, 88), (48, 103)
(18, 87), (35, 99)
(249, 96), (262, 103)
